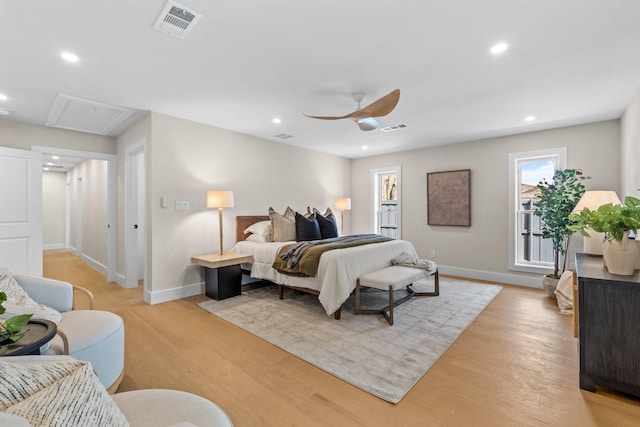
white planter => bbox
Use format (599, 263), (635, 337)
(542, 275), (559, 299)
(603, 232), (640, 276)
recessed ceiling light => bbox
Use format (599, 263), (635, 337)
(490, 42), (509, 55)
(47, 162), (54, 166)
(362, 145), (368, 150)
(525, 115), (536, 122)
(0, 94), (7, 101)
(52, 156), (60, 160)
(272, 118), (281, 124)
(61, 51), (79, 63)
(43, 167), (50, 171)
(0, 109), (10, 116)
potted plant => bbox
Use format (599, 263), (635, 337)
(533, 168), (588, 296)
(568, 196), (640, 275)
(0, 292), (33, 344)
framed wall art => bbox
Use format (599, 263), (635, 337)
(427, 169), (471, 226)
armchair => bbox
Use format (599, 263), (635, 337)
(1, 355), (233, 427)
(12, 275), (125, 393)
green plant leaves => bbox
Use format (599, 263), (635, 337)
(0, 292), (6, 315)
(0, 304), (33, 344)
(568, 196), (640, 241)
(534, 168), (589, 277)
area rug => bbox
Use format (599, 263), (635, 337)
(198, 277), (502, 403)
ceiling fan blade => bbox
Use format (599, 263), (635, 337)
(304, 88), (400, 129)
(355, 117), (381, 131)
(356, 89), (400, 119)
(303, 113), (354, 120)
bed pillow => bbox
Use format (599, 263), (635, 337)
(295, 212), (321, 241)
(244, 220), (272, 242)
(269, 207), (296, 242)
(0, 273), (62, 324)
(314, 208), (339, 239)
(246, 233), (267, 242)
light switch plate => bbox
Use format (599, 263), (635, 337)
(175, 201), (190, 211)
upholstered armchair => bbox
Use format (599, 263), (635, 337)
(0, 355), (234, 427)
(12, 275), (125, 393)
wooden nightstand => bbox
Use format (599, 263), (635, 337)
(191, 252), (253, 300)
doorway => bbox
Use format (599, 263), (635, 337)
(33, 145), (117, 282)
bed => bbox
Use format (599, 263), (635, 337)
(231, 216), (419, 319)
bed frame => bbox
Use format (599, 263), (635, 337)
(235, 215), (342, 319)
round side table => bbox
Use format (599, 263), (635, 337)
(0, 319), (57, 357)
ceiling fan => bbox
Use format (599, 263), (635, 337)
(304, 89), (400, 131)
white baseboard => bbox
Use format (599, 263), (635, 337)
(43, 243), (65, 250)
(114, 273), (126, 287)
(146, 282), (204, 305)
(438, 265), (543, 288)
(81, 253), (107, 275)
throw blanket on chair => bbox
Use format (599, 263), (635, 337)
(391, 252), (435, 271)
(274, 234), (392, 277)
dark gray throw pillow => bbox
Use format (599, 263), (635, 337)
(314, 208), (339, 239)
(295, 211), (321, 241)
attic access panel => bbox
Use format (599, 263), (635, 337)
(45, 94), (135, 136)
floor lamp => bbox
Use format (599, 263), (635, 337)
(572, 191), (621, 254)
(207, 190), (234, 255)
(334, 197), (351, 235)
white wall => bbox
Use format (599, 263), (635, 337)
(117, 112), (351, 303)
(67, 159), (109, 273)
(621, 86), (640, 198)
(0, 121), (115, 154)
(42, 172), (66, 249)
(351, 120), (620, 287)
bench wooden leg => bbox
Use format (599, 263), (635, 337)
(410, 270), (439, 297)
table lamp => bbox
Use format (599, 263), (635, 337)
(334, 197), (351, 235)
(207, 190), (234, 255)
(572, 191), (621, 254)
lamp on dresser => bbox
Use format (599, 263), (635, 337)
(571, 191), (621, 254)
(207, 190), (234, 255)
(335, 197), (351, 235)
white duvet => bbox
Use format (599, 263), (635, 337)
(231, 239), (418, 316)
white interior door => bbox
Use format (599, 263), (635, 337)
(125, 139), (146, 288)
(0, 147), (43, 276)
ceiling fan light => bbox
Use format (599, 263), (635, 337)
(356, 117), (381, 131)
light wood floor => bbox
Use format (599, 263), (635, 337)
(44, 250), (640, 427)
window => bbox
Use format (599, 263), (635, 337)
(371, 166), (401, 238)
(508, 148), (567, 273)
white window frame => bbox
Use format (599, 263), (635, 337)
(508, 147), (567, 273)
(371, 166), (401, 239)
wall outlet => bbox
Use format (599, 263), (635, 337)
(175, 201), (190, 211)
(431, 249), (437, 258)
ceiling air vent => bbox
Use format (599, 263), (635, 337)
(153, 1), (202, 39)
(273, 133), (294, 140)
(379, 123), (407, 133)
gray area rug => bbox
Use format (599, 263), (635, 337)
(198, 277), (502, 403)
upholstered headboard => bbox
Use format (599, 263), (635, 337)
(236, 216), (270, 242)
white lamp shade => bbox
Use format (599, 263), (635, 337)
(335, 197), (351, 211)
(207, 190), (234, 208)
(572, 191), (621, 213)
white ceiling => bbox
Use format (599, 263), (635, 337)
(1, 0), (640, 159)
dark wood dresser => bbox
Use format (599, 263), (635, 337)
(575, 253), (640, 397)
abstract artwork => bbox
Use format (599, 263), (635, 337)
(427, 169), (471, 226)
